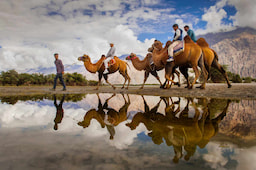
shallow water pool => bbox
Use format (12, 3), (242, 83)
(0, 94), (255, 170)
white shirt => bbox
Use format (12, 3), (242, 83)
(106, 46), (116, 58)
(173, 29), (181, 41)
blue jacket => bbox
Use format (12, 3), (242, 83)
(187, 29), (196, 42)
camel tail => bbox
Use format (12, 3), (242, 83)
(212, 49), (219, 61)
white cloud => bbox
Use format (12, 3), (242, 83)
(228, 0), (256, 28)
(0, 0), (165, 72)
(199, 0), (233, 34)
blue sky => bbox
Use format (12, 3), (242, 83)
(0, 0), (255, 71)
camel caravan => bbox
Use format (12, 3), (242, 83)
(78, 24), (231, 90)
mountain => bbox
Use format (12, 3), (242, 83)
(199, 27), (256, 78)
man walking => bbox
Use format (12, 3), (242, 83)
(52, 53), (66, 91)
(184, 25), (196, 42)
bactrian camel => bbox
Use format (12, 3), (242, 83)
(78, 54), (131, 90)
(126, 53), (181, 89)
(151, 36), (208, 89)
(196, 38), (231, 88)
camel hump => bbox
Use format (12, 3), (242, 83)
(146, 53), (153, 59)
(184, 35), (194, 43)
(196, 38), (209, 47)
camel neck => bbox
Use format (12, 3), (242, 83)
(130, 57), (147, 71)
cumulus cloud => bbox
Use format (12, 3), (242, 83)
(196, 0), (233, 34)
(195, 0), (256, 35)
(0, 0), (255, 72)
(0, 0), (178, 72)
(228, 0), (256, 28)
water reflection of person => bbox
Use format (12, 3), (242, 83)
(53, 94), (65, 130)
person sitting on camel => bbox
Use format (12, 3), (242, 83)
(103, 43), (116, 73)
(184, 25), (196, 42)
(167, 24), (183, 62)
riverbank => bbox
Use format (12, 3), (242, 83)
(1, 83), (256, 99)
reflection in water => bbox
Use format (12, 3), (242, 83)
(126, 96), (230, 163)
(0, 93), (255, 169)
(53, 94), (65, 130)
(78, 94), (130, 140)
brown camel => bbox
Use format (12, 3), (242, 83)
(78, 54), (131, 90)
(126, 53), (181, 89)
(156, 36), (208, 89)
(196, 38), (232, 88)
(78, 93), (130, 140)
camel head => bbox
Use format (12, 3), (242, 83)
(153, 40), (163, 51)
(78, 54), (90, 62)
(126, 53), (137, 60)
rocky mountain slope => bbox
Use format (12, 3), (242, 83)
(199, 27), (256, 78)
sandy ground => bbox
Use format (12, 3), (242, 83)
(0, 83), (256, 100)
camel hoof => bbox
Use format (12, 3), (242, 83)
(188, 86), (193, 90)
(125, 87), (129, 90)
(228, 84), (232, 88)
(184, 86), (188, 88)
(160, 85), (164, 89)
(200, 86), (205, 89)
(121, 87), (124, 89)
(175, 82), (180, 87)
(113, 86), (116, 90)
(139, 87), (143, 89)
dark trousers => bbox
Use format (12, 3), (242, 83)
(53, 73), (66, 89)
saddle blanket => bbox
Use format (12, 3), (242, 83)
(173, 41), (184, 56)
(108, 58), (116, 67)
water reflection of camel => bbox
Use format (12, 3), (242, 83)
(78, 94), (130, 140)
(53, 94), (65, 130)
(126, 96), (230, 163)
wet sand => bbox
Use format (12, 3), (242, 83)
(1, 83), (256, 99)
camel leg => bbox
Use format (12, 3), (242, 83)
(174, 70), (181, 87)
(161, 79), (168, 89)
(150, 70), (162, 88)
(103, 73), (116, 90)
(96, 72), (103, 90)
(125, 72), (131, 89)
(212, 59), (232, 88)
(190, 66), (200, 89)
(164, 62), (178, 89)
(197, 55), (208, 89)
(121, 74), (127, 89)
(140, 71), (150, 89)
(180, 67), (190, 88)
(120, 70), (130, 89)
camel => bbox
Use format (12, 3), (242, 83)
(196, 38), (232, 88)
(78, 54), (131, 90)
(152, 36), (208, 89)
(126, 53), (181, 89)
(78, 93), (130, 140)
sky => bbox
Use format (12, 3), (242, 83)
(0, 0), (256, 72)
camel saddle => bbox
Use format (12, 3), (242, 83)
(108, 58), (116, 67)
(173, 41), (184, 57)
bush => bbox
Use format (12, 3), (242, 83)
(88, 80), (98, 86)
(243, 77), (252, 83)
(232, 74), (242, 83)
